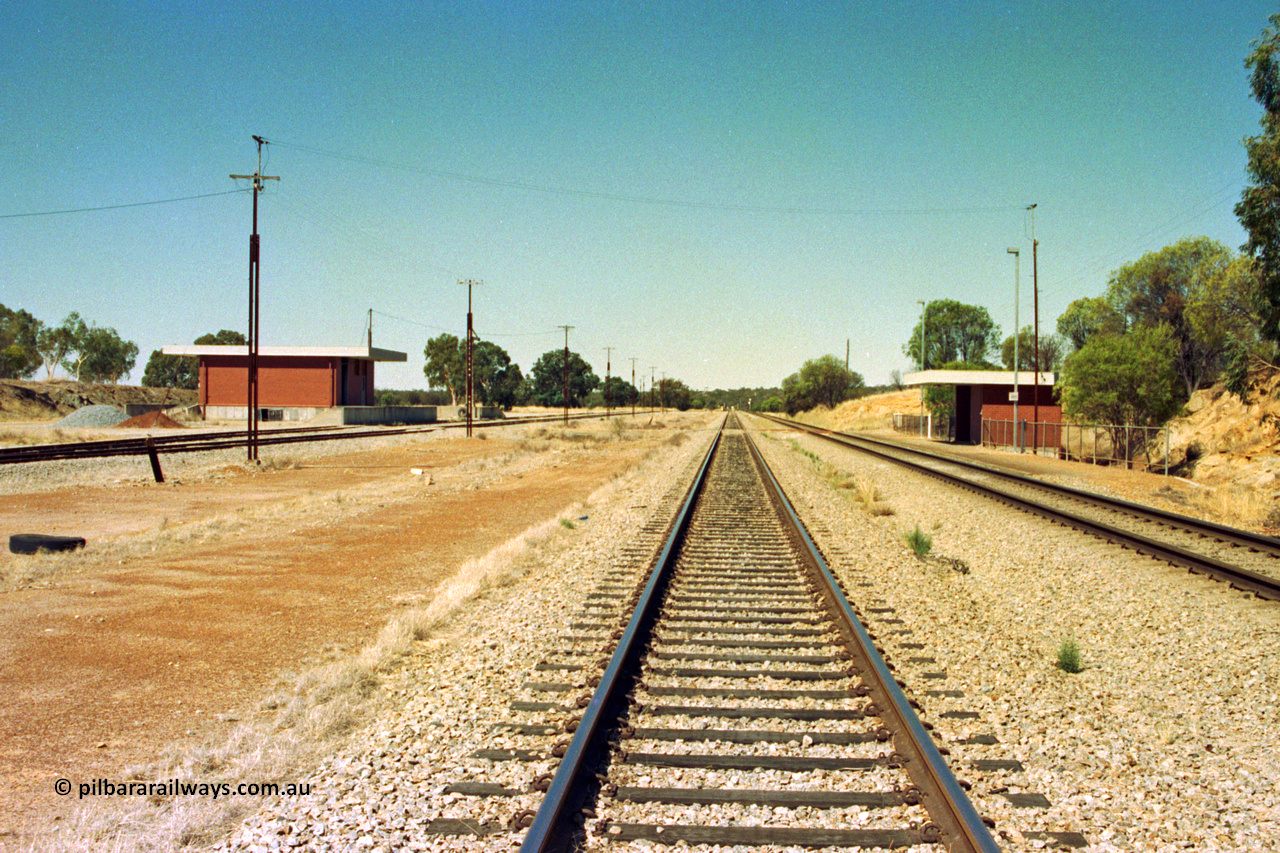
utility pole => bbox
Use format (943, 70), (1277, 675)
(462, 280), (482, 437)
(603, 347), (614, 416)
(918, 300), (927, 438)
(846, 338), (850, 372)
(230, 135), (279, 463)
(629, 357), (638, 418)
(660, 372), (667, 412)
(649, 366), (656, 414)
(1028, 203), (1040, 454)
(368, 308), (373, 347)
(1007, 248), (1020, 451)
(558, 325), (574, 426)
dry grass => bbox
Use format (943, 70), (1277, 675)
(0, 427), (80, 447)
(1190, 485), (1278, 531)
(256, 454), (301, 471)
(24, 508), (576, 853)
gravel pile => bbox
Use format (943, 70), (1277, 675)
(54, 404), (128, 428)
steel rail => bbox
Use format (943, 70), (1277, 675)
(519, 416), (725, 853)
(0, 410), (619, 466)
(761, 414), (1280, 602)
(741, 426), (1003, 853)
(765, 414), (1280, 559)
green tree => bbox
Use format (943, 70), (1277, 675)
(656, 377), (694, 411)
(36, 313), (85, 380)
(469, 340), (524, 409)
(1237, 13), (1280, 345)
(423, 333), (464, 405)
(141, 349), (197, 388)
(0, 304), (43, 379)
(781, 355), (866, 415)
(904, 300), (1001, 368)
(590, 376), (639, 409)
(195, 330), (248, 347)
(528, 349), (599, 407)
(1001, 327), (1065, 372)
(759, 396), (784, 412)
(1106, 237), (1240, 396)
(77, 325), (138, 383)
(1058, 327), (1182, 459)
(1055, 297), (1125, 352)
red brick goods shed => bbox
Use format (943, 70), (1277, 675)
(904, 369), (1061, 450)
(160, 345), (407, 420)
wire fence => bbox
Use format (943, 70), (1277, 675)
(888, 413), (1172, 474)
(891, 413), (955, 442)
(981, 418), (1171, 474)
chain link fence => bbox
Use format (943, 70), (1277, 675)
(981, 418), (1171, 473)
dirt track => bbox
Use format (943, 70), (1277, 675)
(0, 420), (691, 841)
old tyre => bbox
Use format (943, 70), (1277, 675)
(9, 533), (86, 555)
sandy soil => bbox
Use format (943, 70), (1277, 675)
(0, 419), (685, 841)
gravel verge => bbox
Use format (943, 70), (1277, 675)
(749, 418), (1280, 853)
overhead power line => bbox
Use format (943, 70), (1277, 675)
(270, 139), (1020, 217)
(0, 189), (248, 219)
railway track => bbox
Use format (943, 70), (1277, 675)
(0, 410), (619, 466)
(420, 415), (1087, 851)
(759, 414), (1280, 602)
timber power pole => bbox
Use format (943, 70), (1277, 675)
(558, 325), (574, 426)
(629, 357), (638, 418)
(649, 366), (656, 415)
(462, 280), (482, 437)
(368, 308), (373, 347)
(603, 347), (614, 416)
(230, 135), (279, 462)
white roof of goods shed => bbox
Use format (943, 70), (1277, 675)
(903, 370), (1054, 388)
(161, 345), (407, 362)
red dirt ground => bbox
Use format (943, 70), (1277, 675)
(0, 429), (667, 841)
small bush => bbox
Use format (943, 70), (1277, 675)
(559, 518), (576, 530)
(1056, 637), (1083, 673)
(903, 524), (932, 558)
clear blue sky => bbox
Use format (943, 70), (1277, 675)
(1, 1), (1274, 391)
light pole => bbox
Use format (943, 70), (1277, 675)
(1007, 248), (1020, 451)
(917, 300), (927, 437)
(1028, 203), (1040, 453)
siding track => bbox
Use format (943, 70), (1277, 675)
(760, 414), (1280, 602)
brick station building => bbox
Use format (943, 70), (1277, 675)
(161, 345), (407, 421)
(904, 369), (1061, 449)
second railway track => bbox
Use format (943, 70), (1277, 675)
(760, 414), (1280, 602)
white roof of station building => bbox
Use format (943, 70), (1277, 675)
(903, 369), (1054, 388)
(161, 345), (407, 362)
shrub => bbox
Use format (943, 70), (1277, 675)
(1056, 637), (1083, 673)
(903, 524), (932, 558)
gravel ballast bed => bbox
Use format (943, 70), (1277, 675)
(750, 420), (1280, 852)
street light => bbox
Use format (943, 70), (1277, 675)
(1007, 248), (1020, 451)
